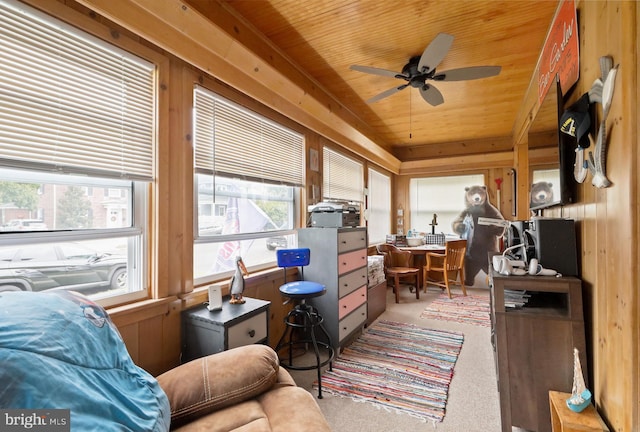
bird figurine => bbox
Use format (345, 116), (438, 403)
(229, 256), (249, 304)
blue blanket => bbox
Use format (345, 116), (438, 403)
(0, 291), (170, 432)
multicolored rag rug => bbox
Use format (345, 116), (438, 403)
(314, 320), (464, 423)
(420, 293), (491, 327)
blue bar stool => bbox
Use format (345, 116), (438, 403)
(274, 248), (334, 398)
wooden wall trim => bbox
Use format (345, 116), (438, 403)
(399, 151), (513, 175)
(108, 296), (179, 328)
(393, 136), (513, 161)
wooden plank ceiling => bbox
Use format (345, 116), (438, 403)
(191, 0), (559, 162)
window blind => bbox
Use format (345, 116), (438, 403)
(0, 0), (155, 180)
(323, 147), (363, 202)
(194, 86), (304, 186)
(410, 174), (484, 234)
(367, 167), (391, 243)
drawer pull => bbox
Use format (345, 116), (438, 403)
(248, 329), (256, 338)
(343, 305), (347, 308)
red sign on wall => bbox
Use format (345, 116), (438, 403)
(537, 0), (579, 104)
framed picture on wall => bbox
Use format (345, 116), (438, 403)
(309, 148), (319, 172)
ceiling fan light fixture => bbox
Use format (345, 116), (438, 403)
(350, 32), (502, 106)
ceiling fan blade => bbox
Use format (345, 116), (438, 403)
(366, 84), (409, 103)
(350, 64), (406, 79)
(417, 33), (454, 73)
(419, 84), (444, 106)
(434, 65), (501, 81)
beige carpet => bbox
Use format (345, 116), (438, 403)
(288, 285), (517, 432)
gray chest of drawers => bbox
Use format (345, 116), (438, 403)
(298, 227), (368, 351)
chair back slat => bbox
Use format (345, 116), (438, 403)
(445, 240), (467, 271)
(377, 243), (412, 267)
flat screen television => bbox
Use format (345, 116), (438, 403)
(529, 76), (576, 212)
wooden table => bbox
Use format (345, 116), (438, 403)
(549, 391), (609, 432)
(398, 244), (445, 290)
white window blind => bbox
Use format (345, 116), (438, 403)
(367, 168), (391, 244)
(194, 86), (304, 186)
(410, 174), (485, 234)
(0, 0), (156, 180)
(323, 147), (363, 202)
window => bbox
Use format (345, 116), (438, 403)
(193, 86), (304, 283)
(409, 174), (485, 235)
(367, 168), (391, 244)
(0, 0), (155, 306)
(323, 148), (364, 203)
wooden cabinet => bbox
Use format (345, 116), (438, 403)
(181, 296), (270, 362)
(490, 271), (587, 432)
(298, 227), (368, 351)
(366, 280), (387, 326)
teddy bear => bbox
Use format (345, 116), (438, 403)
(529, 181), (555, 208)
(451, 185), (505, 286)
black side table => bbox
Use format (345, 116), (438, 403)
(181, 296), (270, 363)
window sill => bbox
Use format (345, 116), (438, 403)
(182, 266), (298, 309)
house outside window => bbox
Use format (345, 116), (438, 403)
(0, 0), (155, 306)
(193, 86), (304, 284)
(409, 174), (485, 235)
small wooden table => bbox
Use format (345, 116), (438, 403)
(399, 244), (445, 289)
(549, 391), (610, 432)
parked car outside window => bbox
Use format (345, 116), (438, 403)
(266, 236), (288, 250)
(0, 219), (48, 232)
(0, 243), (127, 295)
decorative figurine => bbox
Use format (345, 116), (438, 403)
(429, 213), (438, 235)
(229, 256), (249, 304)
(566, 348), (592, 412)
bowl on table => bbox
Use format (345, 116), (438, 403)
(406, 237), (425, 247)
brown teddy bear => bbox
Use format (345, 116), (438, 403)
(451, 185), (505, 286)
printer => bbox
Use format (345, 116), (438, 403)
(308, 202), (360, 228)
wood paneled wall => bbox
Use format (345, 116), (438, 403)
(516, 2), (638, 431)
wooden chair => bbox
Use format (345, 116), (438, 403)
(424, 239), (467, 298)
(376, 244), (420, 303)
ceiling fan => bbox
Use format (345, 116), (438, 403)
(350, 33), (501, 106)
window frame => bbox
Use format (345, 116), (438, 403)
(366, 167), (391, 245)
(192, 86), (305, 285)
(0, 0), (164, 306)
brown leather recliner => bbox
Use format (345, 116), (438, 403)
(157, 344), (332, 432)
